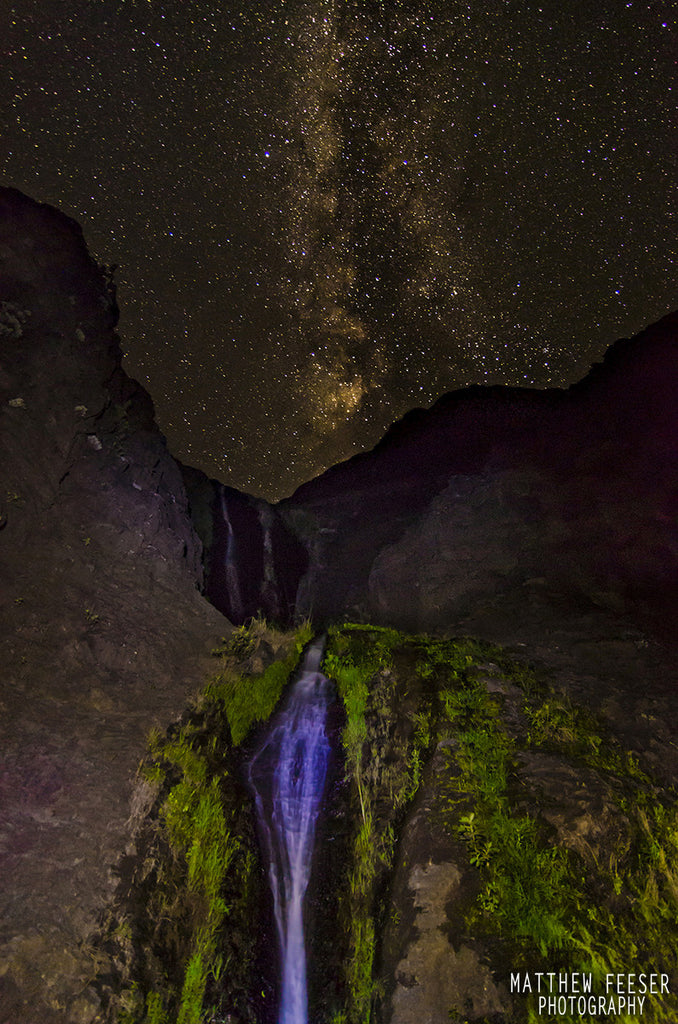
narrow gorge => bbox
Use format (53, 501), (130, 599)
(1, 188), (677, 1024)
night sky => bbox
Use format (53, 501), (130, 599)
(2, 1), (676, 500)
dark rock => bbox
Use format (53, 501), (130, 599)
(181, 469), (309, 626)
(0, 188), (227, 1021)
(282, 311), (678, 644)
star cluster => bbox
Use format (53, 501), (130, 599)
(2, 1), (675, 498)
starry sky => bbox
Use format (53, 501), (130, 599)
(2, 1), (676, 500)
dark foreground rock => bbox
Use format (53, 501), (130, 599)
(0, 188), (227, 1022)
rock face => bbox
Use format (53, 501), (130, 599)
(0, 188), (227, 1022)
(181, 467), (308, 626)
(2, 186), (677, 1024)
(281, 312), (678, 644)
(322, 627), (678, 1024)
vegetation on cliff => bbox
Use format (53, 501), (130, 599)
(321, 625), (678, 1024)
(96, 618), (312, 1024)
(98, 621), (677, 1024)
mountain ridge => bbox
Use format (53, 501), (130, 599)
(1, 185), (676, 1023)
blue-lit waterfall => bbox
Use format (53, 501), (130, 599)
(247, 638), (332, 1024)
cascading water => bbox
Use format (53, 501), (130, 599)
(220, 489), (244, 623)
(247, 638), (332, 1024)
(258, 505), (280, 621)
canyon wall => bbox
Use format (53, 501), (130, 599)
(0, 188), (227, 1021)
(281, 312), (678, 646)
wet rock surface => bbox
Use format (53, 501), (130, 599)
(370, 650), (678, 1024)
(380, 741), (511, 1024)
(181, 470), (309, 627)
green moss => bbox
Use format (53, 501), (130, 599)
(177, 949), (210, 1024)
(323, 625), (417, 1024)
(106, 621), (678, 1024)
(432, 642), (678, 1022)
(210, 622), (258, 659)
(133, 733), (244, 1024)
(143, 991), (167, 1024)
(323, 625), (678, 1024)
(206, 618), (312, 746)
(104, 619), (312, 1024)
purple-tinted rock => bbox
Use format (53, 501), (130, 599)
(282, 312), (678, 640)
(0, 187), (226, 1022)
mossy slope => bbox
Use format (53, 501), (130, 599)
(322, 625), (678, 1024)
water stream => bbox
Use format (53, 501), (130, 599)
(219, 489), (245, 624)
(247, 638), (332, 1024)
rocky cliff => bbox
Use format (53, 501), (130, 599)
(2, 187), (677, 1024)
(0, 188), (229, 1021)
(180, 466), (308, 627)
(281, 311), (678, 645)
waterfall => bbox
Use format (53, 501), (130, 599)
(220, 488), (244, 623)
(258, 504), (280, 621)
(247, 638), (331, 1024)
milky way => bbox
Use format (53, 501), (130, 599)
(2, 1), (676, 498)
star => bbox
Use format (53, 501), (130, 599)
(1, 0), (675, 499)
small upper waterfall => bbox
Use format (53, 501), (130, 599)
(220, 489), (245, 623)
(258, 504), (280, 622)
(247, 638), (332, 1024)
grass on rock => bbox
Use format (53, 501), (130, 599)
(322, 624), (678, 1024)
(112, 618), (311, 1024)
